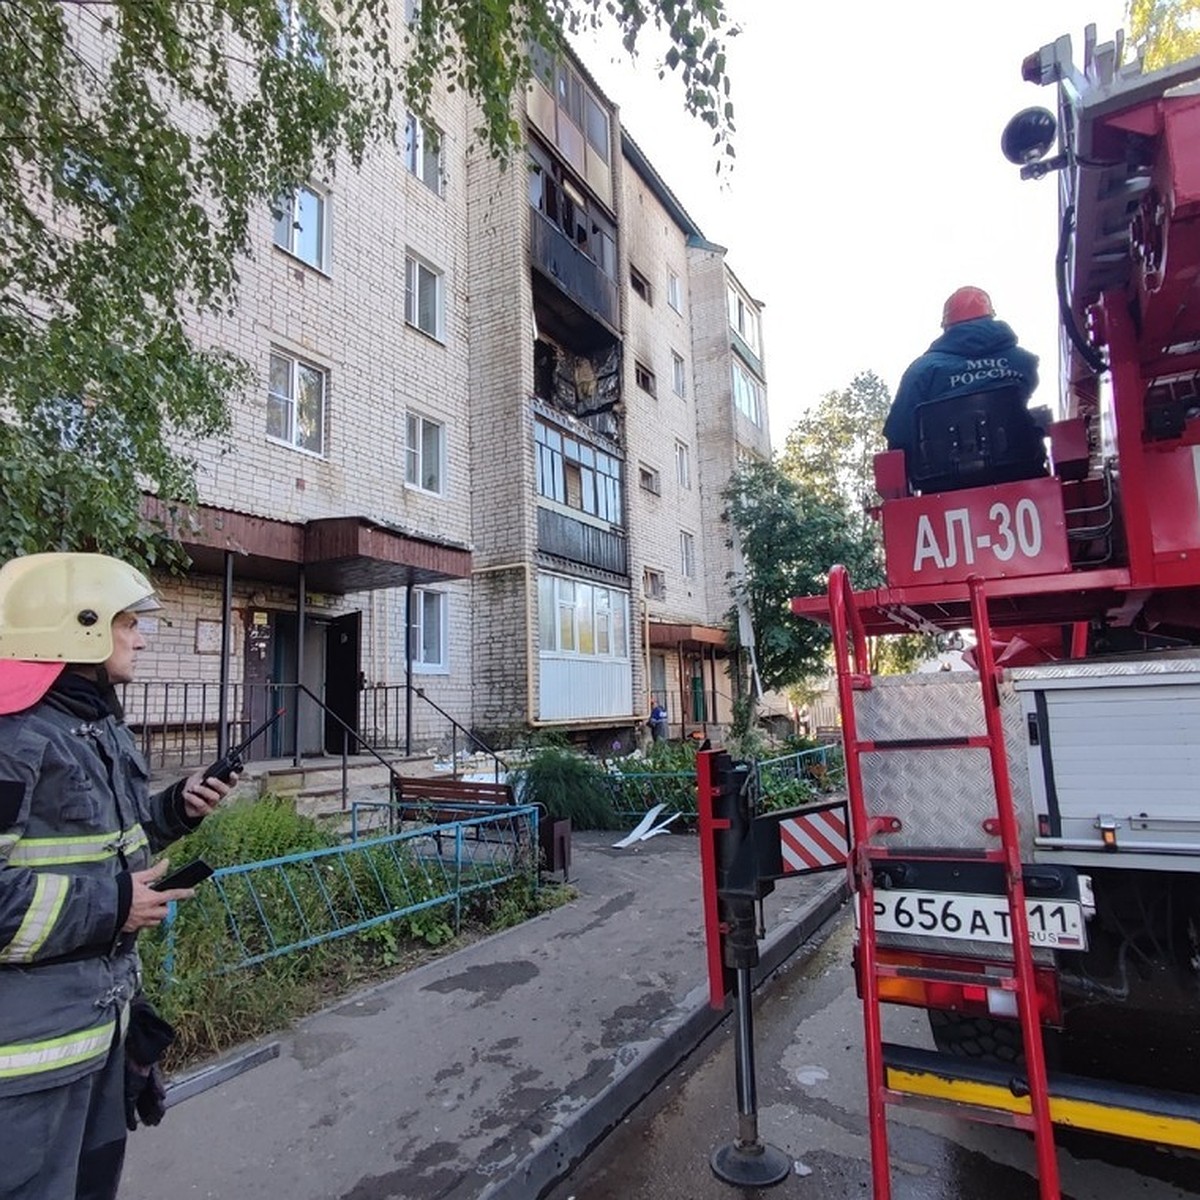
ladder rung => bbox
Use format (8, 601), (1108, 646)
(883, 1087), (1038, 1131)
(856, 735), (991, 752)
(860, 845), (1007, 863)
(874, 962), (1017, 989)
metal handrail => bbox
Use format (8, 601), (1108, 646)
(411, 685), (507, 781)
(294, 683), (409, 807)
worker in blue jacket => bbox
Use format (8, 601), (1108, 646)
(0, 553), (237, 1200)
(884, 287), (1042, 485)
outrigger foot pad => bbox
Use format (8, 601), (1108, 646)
(709, 1140), (791, 1188)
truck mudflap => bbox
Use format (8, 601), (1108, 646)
(883, 1042), (1200, 1150)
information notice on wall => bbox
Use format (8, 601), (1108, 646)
(195, 619), (223, 655)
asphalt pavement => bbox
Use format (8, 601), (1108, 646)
(120, 829), (847, 1200)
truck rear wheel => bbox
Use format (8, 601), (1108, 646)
(928, 1011), (1026, 1064)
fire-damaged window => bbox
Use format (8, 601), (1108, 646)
(535, 419), (622, 524)
(533, 337), (620, 433)
(528, 140), (616, 279)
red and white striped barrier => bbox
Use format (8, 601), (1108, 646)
(779, 807), (849, 874)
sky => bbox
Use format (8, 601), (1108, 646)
(573, 0), (1130, 449)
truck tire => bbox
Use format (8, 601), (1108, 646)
(928, 1011), (1026, 1064)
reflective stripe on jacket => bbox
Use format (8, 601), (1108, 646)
(0, 697), (194, 1096)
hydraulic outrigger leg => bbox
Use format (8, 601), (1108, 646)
(709, 962), (791, 1187)
(699, 750), (791, 1188)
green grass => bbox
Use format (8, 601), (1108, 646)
(139, 794), (569, 1068)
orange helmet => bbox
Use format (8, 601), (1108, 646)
(942, 286), (994, 328)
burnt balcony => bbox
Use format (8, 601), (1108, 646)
(530, 211), (619, 337)
(538, 507), (627, 576)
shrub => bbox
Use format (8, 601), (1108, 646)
(513, 745), (619, 830)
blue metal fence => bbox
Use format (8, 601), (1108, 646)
(160, 805), (538, 980)
(606, 745), (845, 824)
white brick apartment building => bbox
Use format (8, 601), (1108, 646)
(101, 19), (775, 764)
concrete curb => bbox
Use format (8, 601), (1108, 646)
(480, 875), (850, 1200)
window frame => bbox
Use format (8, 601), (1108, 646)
(538, 573), (630, 659)
(680, 531), (697, 579)
(643, 567), (666, 600)
(535, 419), (622, 524)
(405, 410), (445, 495)
(409, 587), (447, 673)
(404, 113), (443, 195)
(266, 348), (327, 457)
(638, 463), (661, 495)
(630, 266), (652, 304)
(272, 183), (329, 272)
(675, 441), (691, 490)
(667, 271), (683, 313)
(405, 251), (445, 341)
(732, 359), (763, 427)
(634, 360), (656, 397)
(671, 350), (687, 398)
(727, 284), (762, 355)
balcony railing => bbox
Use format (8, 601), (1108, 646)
(530, 210), (618, 329)
(537, 507), (627, 575)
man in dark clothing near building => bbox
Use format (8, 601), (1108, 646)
(884, 287), (1044, 490)
(0, 552), (237, 1200)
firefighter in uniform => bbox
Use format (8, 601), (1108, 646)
(884, 286), (1043, 486)
(0, 553), (236, 1200)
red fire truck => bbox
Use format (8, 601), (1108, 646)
(788, 25), (1200, 1198)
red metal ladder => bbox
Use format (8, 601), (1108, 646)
(826, 565), (1060, 1200)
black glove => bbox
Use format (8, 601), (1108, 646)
(124, 994), (176, 1131)
(124, 1061), (168, 1130)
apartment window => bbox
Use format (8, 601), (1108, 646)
(638, 464), (661, 495)
(680, 531), (696, 579)
(643, 568), (666, 600)
(530, 41), (555, 90)
(671, 351), (687, 398)
(538, 574), (629, 658)
(529, 140), (616, 280)
(405, 253), (443, 340)
(675, 441), (691, 489)
(584, 94), (610, 162)
(267, 350), (325, 455)
(273, 185), (327, 270)
(557, 62), (585, 129)
(630, 266), (651, 304)
(667, 271), (683, 313)
(635, 361), (656, 396)
(405, 412), (444, 494)
(275, 0), (323, 65)
(535, 420), (622, 523)
(732, 360), (763, 426)
(404, 114), (442, 194)
(409, 588), (446, 671)
(728, 285), (761, 355)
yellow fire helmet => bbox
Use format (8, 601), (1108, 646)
(0, 553), (162, 714)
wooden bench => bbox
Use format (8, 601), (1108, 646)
(393, 777), (518, 851)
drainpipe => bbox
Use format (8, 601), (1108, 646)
(293, 567), (306, 767)
(404, 581), (414, 758)
(218, 551), (233, 757)
(643, 602), (651, 713)
(709, 644), (718, 731)
(676, 645), (687, 741)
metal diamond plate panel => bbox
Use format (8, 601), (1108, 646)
(1009, 651), (1200, 682)
(854, 675), (1034, 856)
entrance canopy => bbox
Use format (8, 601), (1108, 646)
(143, 498), (472, 592)
(648, 622), (728, 652)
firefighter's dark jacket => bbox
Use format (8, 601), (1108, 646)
(884, 317), (1040, 465)
(0, 675), (199, 1097)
